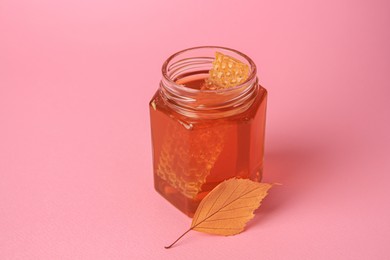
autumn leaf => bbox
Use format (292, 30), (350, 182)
(165, 178), (273, 248)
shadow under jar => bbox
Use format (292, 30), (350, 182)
(149, 46), (267, 217)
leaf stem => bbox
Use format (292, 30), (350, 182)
(164, 228), (193, 249)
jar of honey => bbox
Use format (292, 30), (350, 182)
(149, 46), (267, 217)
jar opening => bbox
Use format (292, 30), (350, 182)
(160, 46), (259, 119)
(162, 46), (257, 93)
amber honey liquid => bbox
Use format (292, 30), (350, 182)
(149, 73), (267, 217)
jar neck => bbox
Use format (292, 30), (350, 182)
(160, 46), (258, 119)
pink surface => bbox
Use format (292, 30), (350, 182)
(1, 0), (389, 259)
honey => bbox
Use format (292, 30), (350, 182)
(149, 47), (267, 217)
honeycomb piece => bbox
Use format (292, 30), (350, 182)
(204, 52), (250, 89)
(156, 119), (227, 198)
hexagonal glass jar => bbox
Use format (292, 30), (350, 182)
(149, 46), (267, 217)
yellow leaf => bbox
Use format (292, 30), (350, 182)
(191, 178), (272, 235)
(165, 178), (273, 248)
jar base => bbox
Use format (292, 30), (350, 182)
(154, 167), (263, 218)
(154, 175), (200, 217)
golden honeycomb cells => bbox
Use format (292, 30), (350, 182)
(155, 116), (226, 199)
(204, 52), (250, 90)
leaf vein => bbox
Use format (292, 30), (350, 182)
(219, 182), (242, 209)
(195, 226), (243, 230)
(204, 184), (227, 217)
(201, 215), (251, 222)
(219, 205), (258, 213)
(240, 195), (265, 200)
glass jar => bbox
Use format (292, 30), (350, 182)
(149, 46), (267, 217)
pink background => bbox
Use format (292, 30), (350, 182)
(1, 0), (389, 259)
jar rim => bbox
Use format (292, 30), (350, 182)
(161, 46), (257, 93)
